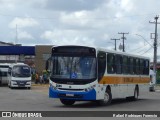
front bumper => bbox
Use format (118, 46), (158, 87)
(49, 87), (96, 101)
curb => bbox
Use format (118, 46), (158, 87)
(31, 84), (49, 87)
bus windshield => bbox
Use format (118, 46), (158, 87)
(12, 65), (31, 77)
(51, 56), (97, 80)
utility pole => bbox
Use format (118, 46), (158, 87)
(118, 32), (129, 52)
(111, 38), (120, 51)
(15, 24), (18, 45)
(149, 15), (160, 84)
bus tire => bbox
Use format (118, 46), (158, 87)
(60, 99), (75, 106)
(97, 89), (112, 105)
(131, 86), (139, 101)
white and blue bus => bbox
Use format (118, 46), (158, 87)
(46, 45), (150, 105)
(8, 63), (32, 89)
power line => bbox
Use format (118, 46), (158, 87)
(137, 47), (151, 53)
(128, 41), (150, 52)
(134, 34), (153, 47)
(140, 47), (153, 55)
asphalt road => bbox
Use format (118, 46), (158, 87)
(0, 85), (160, 120)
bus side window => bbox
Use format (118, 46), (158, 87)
(122, 56), (128, 74)
(129, 57), (134, 74)
(136, 58), (140, 74)
(107, 53), (115, 74)
(144, 60), (149, 75)
(98, 51), (106, 81)
(133, 58), (136, 74)
(115, 54), (122, 74)
(140, 59), (144, 74)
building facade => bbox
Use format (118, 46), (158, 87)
(35, 45), (53, 74)
(0, 41), (20, 63)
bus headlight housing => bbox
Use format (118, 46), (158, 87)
(50, 83), (57, 90)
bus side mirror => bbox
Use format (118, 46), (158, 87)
(46, 57), (52, 74)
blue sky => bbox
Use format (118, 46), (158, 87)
(0, 0), (160, 61)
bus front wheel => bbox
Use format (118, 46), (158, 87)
(60, 99), (75, 106)
(133, 86), (139, 100)
(97, 89), (112, 105)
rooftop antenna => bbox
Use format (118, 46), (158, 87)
(15, 24), (18, 63)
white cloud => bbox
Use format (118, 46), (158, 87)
(18, 31), (34, 40)
(41, 29), (95, 46)
(43, 0), (106, 12)
(9, 17), (39, 29)
(59, 11), (97, 30)
(120, 0), (133, 12)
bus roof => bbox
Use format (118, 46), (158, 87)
(97, 47), (150, 60)
(51, 45), (150, 60)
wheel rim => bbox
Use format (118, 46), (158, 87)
(104, 92), (109, 103)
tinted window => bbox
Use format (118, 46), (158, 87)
(115, 54), (122, 74)
(140, 59), (144, 74)
(144, 60), (149, 75)
(98, 51), (106, 81)
(129, 57), (134, 74)
(133, 58), (136, 74)
(107, 53), (115, 74)
(122, 56), (128, 74)
(136, 58), (140, 74)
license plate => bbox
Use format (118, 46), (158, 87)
(66, 94), (74, 97)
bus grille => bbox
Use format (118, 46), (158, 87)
(58, 88), (84, 91)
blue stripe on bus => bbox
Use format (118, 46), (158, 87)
(49, 87), (96, 101)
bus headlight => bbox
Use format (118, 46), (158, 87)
(85, 84), (96, 92)
(27, 81), (31, 83)
(11, 80), (17, 84)
(50, 83), (57, 90)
